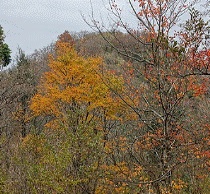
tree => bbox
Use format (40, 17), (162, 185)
(28, 32), (124, 193)
(86, 0), (210, 193)
(0, 47), (38, 193)
(0, 25), (11, 68)
(0, 36), (79, 193)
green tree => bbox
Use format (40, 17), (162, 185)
(0, 25), (11, 68)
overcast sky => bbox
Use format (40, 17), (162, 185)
(1, 0), (207, 61)
(1, 0), (116, 59)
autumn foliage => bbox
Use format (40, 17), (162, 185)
(0, 0), (209, 193)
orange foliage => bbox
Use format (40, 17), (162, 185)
(30, 36), (124, 129)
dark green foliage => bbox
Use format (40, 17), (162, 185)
(0, 25), (11, 67)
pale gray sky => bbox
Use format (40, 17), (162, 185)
(1, 0), (206, 61)
(0, 0), (114, 58)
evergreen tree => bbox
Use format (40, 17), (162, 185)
(0, 25), (11, 68)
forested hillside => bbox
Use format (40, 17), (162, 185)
(0, 0), (209, 193)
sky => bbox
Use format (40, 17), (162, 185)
(1, 0), (207, 61)
(0, 0), (116, 59)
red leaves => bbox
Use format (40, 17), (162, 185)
(191, 49), (210, 75)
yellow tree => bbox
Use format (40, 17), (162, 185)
(28, 32), (124, 193)
(30, 33), (123, 126)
